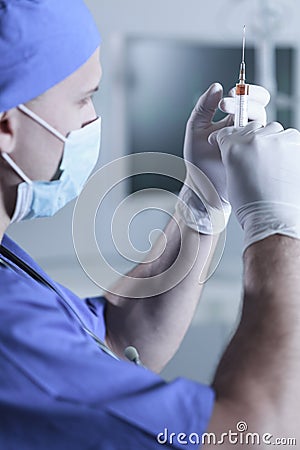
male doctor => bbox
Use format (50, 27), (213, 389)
(0, 0), (299, 449)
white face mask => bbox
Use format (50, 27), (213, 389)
(1, 104), (101, 223)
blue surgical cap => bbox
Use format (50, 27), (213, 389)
(0, 0), (101, 112)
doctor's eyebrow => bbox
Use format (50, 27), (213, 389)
(83, 85), (99, 96)
(76, 85), (100, 102)
(76, 85), (100, 105)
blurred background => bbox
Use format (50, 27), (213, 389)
(7, 0), (299, 383)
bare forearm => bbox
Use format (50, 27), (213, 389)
(211, 236), (300, 434)
(105, 212), (219, 372)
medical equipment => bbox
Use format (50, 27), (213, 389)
(124, 346), (144, 366)
(234, 26), (250, 128)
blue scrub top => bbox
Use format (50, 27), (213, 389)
(0, 235), (215, 449)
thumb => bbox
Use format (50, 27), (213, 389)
(189, 83), (224, 127)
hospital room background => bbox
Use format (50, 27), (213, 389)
(8, 0), (299, 383)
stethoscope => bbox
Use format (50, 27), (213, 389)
(0, 245), (144, 367)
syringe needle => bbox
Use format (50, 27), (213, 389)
(239, 25), (246, 83)
(242, 25), (246, 63)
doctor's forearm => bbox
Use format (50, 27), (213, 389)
(105, 212), (219, 372)
(205, 236), (300, 442)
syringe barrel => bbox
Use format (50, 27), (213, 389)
(234, 83), (250, 128)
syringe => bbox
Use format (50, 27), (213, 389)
(234, 25), (249, 128)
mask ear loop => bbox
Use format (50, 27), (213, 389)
(1, 152), (32, 184)
(1, 105), (68, 184)
(18, 104), (67, 143)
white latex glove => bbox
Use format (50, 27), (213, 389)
(176, 83), (270, 234)
(212, 121), (300, 250)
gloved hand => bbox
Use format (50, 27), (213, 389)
(176, 83), (270, 234)
(212, 121), (300, 250)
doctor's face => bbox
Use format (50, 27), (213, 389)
(7, 47), (102, 184)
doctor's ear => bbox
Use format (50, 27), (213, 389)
(0, 109), (18, 154)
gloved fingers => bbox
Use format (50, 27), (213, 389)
(189, 82), (224, 127)
(208, 126), (234, 146)
(228, 84), (271, 107)
(234, 121), (264, 136)
(280, 127), (300, 138)
(255, 121), (284, 136)
(219, 98), (267, 126)
(275, 127), (300, 146)
(209, 121), (263, 146)
(204, 115), (234, 144)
